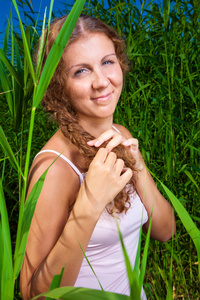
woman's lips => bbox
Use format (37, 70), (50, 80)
(92, 92), (112, 102)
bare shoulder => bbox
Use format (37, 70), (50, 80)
(27, 150), (80, 208)
(27, 129), (80, 205)
(113, 123), (133, 138)
(26, 148), (81, 235)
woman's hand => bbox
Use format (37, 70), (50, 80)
(87, 127), (176, 242)
(83, 147), (132, 213)
(87, 128), (144, 171)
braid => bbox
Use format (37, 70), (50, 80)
(55, 101), (137, 215)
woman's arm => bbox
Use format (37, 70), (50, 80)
(20, 148), (132, 299)
(131, 151), (176, 242)
(87, 125), (176, 242)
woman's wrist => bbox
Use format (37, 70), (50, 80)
(76, 183), (104, 220)
(134, 156), (145, 172)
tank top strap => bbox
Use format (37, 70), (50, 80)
(112, 124), (121, 134)
(34, 150), (85, 185)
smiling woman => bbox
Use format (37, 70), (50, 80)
(64, 33), (123, 125)
(20, 14), (176, 300)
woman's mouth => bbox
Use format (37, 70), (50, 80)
(92, 92), (112, 102)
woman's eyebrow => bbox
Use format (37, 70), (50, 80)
(67, 53), (117, 71)
(67, 63), (90, 72)
(102, 53), (117, 59)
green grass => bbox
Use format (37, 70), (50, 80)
(0, 0), (199, 299)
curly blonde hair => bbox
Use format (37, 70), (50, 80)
(39, 14), (137, 215)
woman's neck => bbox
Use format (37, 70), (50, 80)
(78, 117), (113, 138)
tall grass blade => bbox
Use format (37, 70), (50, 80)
(183, 170), (199, 190)
(13, 163), (51, 279)
(0, 126), (23, 176)
(127, 83), (150, 100)
(115, 215), (141, 300)
(77, 240), (104, 291)
(187, 145), (200, 154)
(46, 267), (65, 300)
(2, 4), (12, 54)
(0, 61), (13, 116)
(13, 35), (25, 131)
(139, 211), (153, 290)
(166, 238), (173, 300)
(184, 86), (198, 109)
(11, 0), (36, 83)
(35, 0), (54, 80)
(0, 180), (14, 299)
(33, 0), (86, 108)
(0, 49), (23, 87)
(35, 8), (47, 80)
(34, 287), (129, 300)
(160, 181), (200, 278)
(133, 226), (142, 277)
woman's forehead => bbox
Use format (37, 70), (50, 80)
(67, 32), (113, 49)
(63, 33), (115, 66)
(65, 33), (114, 55)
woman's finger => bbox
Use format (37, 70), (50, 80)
(122, 138), (138, 148)
(104, 151), (117, 166)
(119, 167), (133, 185)
(92, 147), (109, 164)
(87, 129), (119, 147)
(105, 135), (125, 152)
(114, 158), (125, 176)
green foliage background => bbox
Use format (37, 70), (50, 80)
(0, 0), (199, 299)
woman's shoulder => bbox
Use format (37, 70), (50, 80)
(33, 128), (80, 169)
(113, 123), (133, 138)
(31, 130), (71, 174)
(27, 130), (80, 201)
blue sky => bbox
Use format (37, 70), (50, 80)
(0, 0), (78, 46)
(0, 0), (148, 46)
(0, 0), (69, 32)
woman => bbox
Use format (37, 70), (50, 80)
(20, 14), (176, 299)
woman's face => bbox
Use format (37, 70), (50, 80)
(64, 33), (123, 126)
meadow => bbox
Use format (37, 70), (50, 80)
(0, 0), (199, 299)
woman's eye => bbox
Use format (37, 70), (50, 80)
(103, 60), (114, 66)
(74, 69), (86, 76)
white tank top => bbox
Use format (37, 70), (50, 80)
(35, 126), (148, 298)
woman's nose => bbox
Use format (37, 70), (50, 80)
(92, 69), (110, 90)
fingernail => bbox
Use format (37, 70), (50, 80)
(95, 140), (100, 147)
